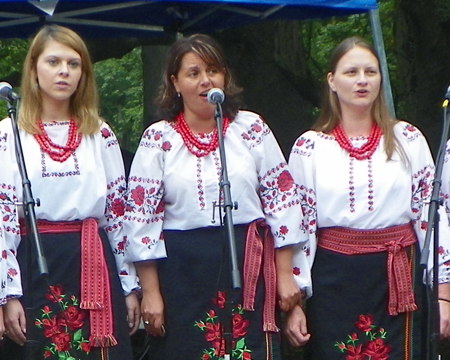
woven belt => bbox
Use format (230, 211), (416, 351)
(318, 222), (418, 316)
(243, 219), (278, 332)
(20, 218), (117, 347)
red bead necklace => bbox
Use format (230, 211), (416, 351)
(34, 118), (82, 162)
(175, 112), (229, 157)
(332, 123), (382, 160)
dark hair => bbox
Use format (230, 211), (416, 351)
(155, 33), (242, 121)
(313, 36), (397, 159)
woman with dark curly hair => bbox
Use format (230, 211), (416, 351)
(124, 33), (311, 359)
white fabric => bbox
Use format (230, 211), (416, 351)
(124, 110), (311, 289)
(0, 118), (138, 298)
(289, 121), (450, 297)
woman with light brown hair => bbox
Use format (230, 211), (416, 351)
(124, 33), (311, 359)
(0, 24), (140, 359)
(288, 36), (450, 359)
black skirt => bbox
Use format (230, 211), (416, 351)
(305, 242), (425, 360)
(148, 224), (281, 360)
(0, 228), (133, 360)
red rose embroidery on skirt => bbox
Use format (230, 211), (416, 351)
(335, 314), (391, 359)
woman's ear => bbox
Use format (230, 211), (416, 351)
(170, 74), (178, 93)
(327, 72), (336, 92)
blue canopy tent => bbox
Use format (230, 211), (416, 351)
(0, 0), (376, 39)
(0, 0), (392, 116)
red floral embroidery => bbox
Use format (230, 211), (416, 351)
(363, 338), (391, 359)
(52, 332), (70, 352)
(45, 285), (64, 303)
(195, 293), (252, 359)
(131, 185), (145, 206)
(35, 285), (90, 358)
(161, 141), (172, 151)
(293, 267), (301, 276)
(101, 128), (111, 138)
(355, 314), (374, 332)
(232, 313), (249, 338)
(110, 198), (125, 216)
(335, 314), (391, 359)
(277, 170), (294, 192)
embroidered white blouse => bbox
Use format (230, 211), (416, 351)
(0, 118), (138, 301)
(289, 121), (450, 295)
(124, 110), (311, 290)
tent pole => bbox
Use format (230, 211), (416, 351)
(369, 8), (395, 119)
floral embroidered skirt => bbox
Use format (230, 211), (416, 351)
(305, 242), (425, 360)
(148, 224), (281, 360)
(0, 229), (133, 360)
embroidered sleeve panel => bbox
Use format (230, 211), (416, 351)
(0, 119), (23, 298)
(123, 121), (168, 263)
(437, 137), (450, 283)
(97, 122), (139, 294)
(237, 112), (307, 248)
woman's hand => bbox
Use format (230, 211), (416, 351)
(439, 299), (450, 339)
(125, 292), (141, 335)
(284, 304), (310, 347)
(276, 245), (300, 312)
(0, 306), (5, 340)
(439, 283), (450, 339)
(4, 298), (26, 345)
(277, 272), (301, 312)
(141, 289), (165, 337)
(135, 260), (165, 337)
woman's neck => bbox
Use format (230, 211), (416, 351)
(339, 108), (373, 137)
(40, 101), (71, 123)
(183, 111), (216, 134)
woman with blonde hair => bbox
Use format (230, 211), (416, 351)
(287, 36), (450, 359)
(0, 24), (140, 359)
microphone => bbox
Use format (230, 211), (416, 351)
(0, 82), (19, 102)
(445, 85), (450, 101)
(207, 88), (225, 105)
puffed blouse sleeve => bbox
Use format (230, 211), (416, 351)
(239, 112), (311, 294)
(288, 130), (317, 298)
(241, 112), (308, 247)
(394, 121), (450, 284)
(124, 121), (168, 263)
(0, 118), (22, 301)
(97, 122), (139, 295)
(435, 135), (450, 283)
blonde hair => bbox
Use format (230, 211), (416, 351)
(314, 36), (398, 159)
(18, 24), (100, 135)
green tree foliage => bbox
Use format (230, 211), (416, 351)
(94, 47), (143, 153)
(0, 39), (28, 118)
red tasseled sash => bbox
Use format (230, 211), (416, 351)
(243, 219), (278, 332)
(20, 218), (117, 347)
(318, 222), (418, 316)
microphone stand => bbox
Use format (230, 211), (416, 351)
(6, 99), (48, 358)
(420, 92), (450, 360)
(213, 102), (241, 360)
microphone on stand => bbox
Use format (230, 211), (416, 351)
(444, 85), (450, 107)
(207, 88), (225, 105)
(0, 82), (19, 102)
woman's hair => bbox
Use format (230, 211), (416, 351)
(155, 33), (243, 122)
(19, 24), (100, 135)
(313, 36), (397, 159)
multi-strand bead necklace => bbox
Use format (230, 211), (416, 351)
(34, 118), (81, 162)
(175, 112), (229, 157)
(332, 123), (382, 160)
